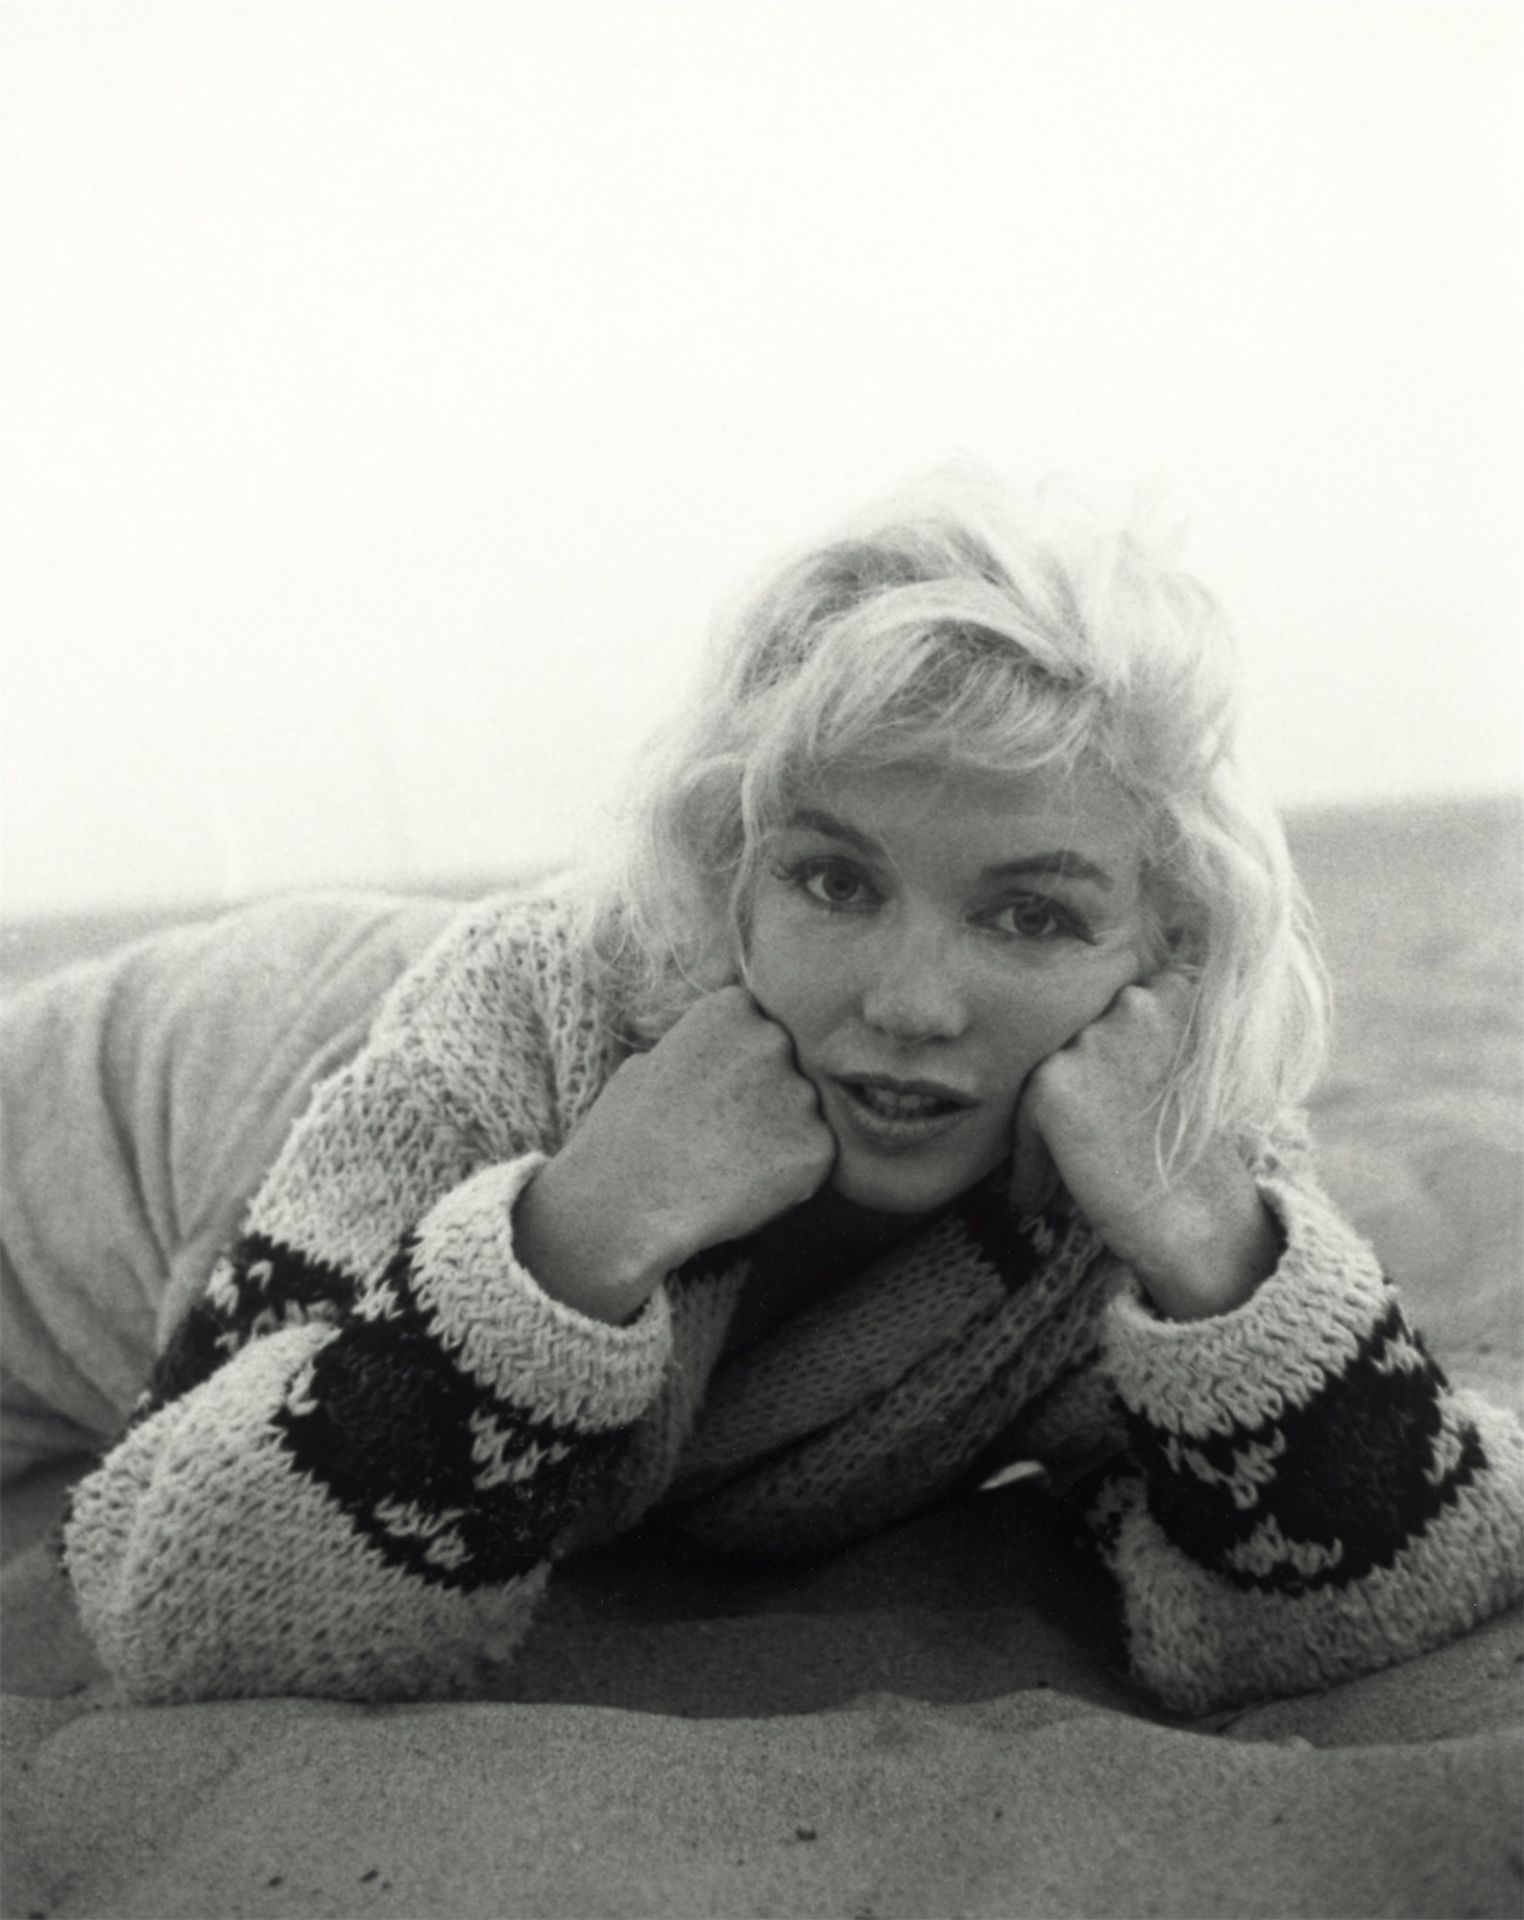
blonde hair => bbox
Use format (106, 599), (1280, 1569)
(586, 468), (1328, 1174)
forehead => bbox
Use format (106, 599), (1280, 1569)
(779, 761), (1147, 878)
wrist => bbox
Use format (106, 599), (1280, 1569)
(512, 1158), (678, 1325)
(1127, 1175), (1283, 1322)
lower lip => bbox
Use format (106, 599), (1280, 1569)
(829, 1082), (978, 1155)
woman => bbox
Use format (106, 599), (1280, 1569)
(52, 474), (1524, 1709)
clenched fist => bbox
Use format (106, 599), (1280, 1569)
(514, 988), (836, 1322)
(1015, 972), (1281, 1320)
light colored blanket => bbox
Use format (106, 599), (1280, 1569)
(2, 799), (1520, 1919)
(1, 890), (457, 1476)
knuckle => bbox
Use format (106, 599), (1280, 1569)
(804, 1135), (835, 1176)
(757, 1025), (795, 1068)
(1037, 1049), (1084, 1099)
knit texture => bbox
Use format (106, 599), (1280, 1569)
(62, 890), (1524, 1709)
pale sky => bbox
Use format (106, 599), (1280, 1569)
(3, 0), (1520, 914)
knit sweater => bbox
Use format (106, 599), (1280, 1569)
(62, 889), (1524, 1712)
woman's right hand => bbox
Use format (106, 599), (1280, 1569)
(513, 987), (837, 1323)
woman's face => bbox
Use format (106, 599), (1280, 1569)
(743, 761), (1156, 1215)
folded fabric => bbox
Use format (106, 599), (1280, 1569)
(1, 892), (454, 1477)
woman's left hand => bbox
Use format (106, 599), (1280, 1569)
(1014, 972), (1282, 1320)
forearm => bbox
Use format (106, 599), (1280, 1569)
(67, 1325), (554, 1702)
(1122, 1166), (1283, 1322)
(1091, 1174), (1524, 1711)
(512, 1154), (683, 1326)
(67, 1162), (675, 1702)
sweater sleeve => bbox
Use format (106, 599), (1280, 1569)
(62, 899), (675, 1704)
(1087, 1170), (1524, 1714)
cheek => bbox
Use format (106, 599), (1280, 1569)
(982, 951), (1142, 1085)
(740, 906), (838, 1037)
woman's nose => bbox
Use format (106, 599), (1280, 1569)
(859, 921), (970, 1042)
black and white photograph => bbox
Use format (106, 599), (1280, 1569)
(2, 4), (1520, 1916)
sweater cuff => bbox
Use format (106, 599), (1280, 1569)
(392, 1156), (674, 1432)
(1101, 1174), (1393, 1439)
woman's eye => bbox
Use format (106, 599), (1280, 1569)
(990, 896), (1068, 939)
(797, 860), (873, 909)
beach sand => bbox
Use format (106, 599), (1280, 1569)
(2, 796), (1519, 1919)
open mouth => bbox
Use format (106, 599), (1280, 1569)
(832, 1075), (979, 1145)
(847, 1083), (967, 1120)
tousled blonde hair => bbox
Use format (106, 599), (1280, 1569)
(585, 468), (1328, 1174)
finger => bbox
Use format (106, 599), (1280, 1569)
(1139, 971), (1202, 1066)
(1139, 962), (1202, 1007)
(737, 987), (816, 1086)
(733, 976), (798, 1051)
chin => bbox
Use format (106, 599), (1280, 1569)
(828, 1155), (990, 1216)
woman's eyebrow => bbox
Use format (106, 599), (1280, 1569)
(983, 853), (1114, 890)
(781, 808), (882, 855)
(780, 811), (1113, 890)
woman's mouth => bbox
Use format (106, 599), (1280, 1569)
(831, 1075), (979, 1150)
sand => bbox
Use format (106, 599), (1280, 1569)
(2, 796), (1520, 1919)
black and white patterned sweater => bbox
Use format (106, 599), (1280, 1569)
(62, 891), (1524, 1710)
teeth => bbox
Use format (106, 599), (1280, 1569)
(854, 1086), (950, 1119)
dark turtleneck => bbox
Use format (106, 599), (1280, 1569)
(718, 1186), (937, 1358)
